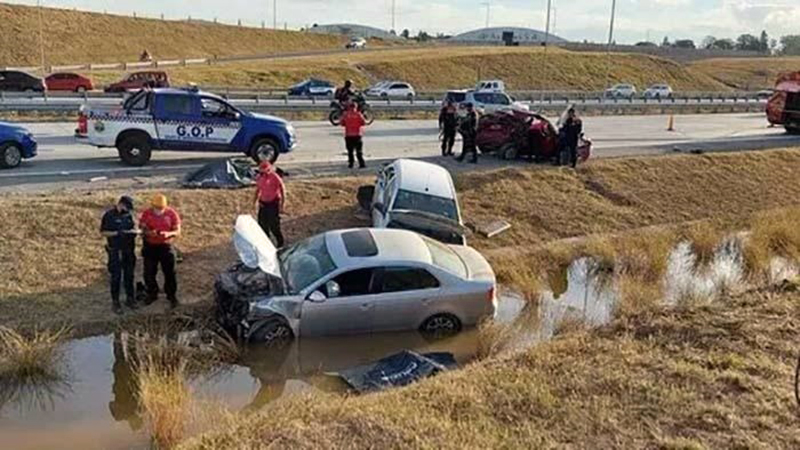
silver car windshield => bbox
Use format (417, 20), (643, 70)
(278, 235), (337, 294)
(393, 189), (458, 220)
(422, 236), (467, 278)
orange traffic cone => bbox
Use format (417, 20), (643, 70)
(667, 114), (675, 132)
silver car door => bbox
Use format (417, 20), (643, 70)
(299, 268), (378, 337)
(372, 266), (442, 332)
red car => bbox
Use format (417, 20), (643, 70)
(476, 109), (592, 165)
(104, 71), (170, 93)
(44, 72), (93, 92)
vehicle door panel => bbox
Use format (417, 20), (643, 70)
(372, 267), (443, 332)
(196, 97), (241, 151)
(299, 268), (378, 336)
(152, 94), (207, 150)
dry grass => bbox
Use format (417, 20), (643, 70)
(0, 325), (70, 380)
(4, 149), (800, 333)
(744, 208), (800, 279)
(684, 222), (724, 268)
(181, 288), (800, 449)
(690, 56), (800, 90)
(0, 3), (350, 67)
(138, 363), (191, 449)
(85, 46), (732, 91)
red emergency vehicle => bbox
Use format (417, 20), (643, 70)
(766, 72), (800, 134)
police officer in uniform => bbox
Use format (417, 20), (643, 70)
(100, 196), (139, 314)
(456, 103), (479, 164)
(439, 100), (458, 156)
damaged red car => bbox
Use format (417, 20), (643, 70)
(476, 109), (592, 165)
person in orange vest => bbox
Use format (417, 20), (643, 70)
(139, 194), (182, 308)
(340, 101), (367, 169)
(253, 161), (286, 248)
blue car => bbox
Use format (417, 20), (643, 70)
(0, 122), (37, 169)
(288, 79), (335, 97)
(77, 87), (297, 166)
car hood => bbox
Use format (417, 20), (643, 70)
(389, 210), (468, 236)
(233, 215), (282, 279)
(449, 245), (495, 283)
(0, 122), (29, 134)
(247, 112), (289, 125)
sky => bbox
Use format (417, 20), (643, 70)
(5, 0), (800, 44)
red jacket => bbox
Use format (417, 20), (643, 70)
(341, 110), (366, 137)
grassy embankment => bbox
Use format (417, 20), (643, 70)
(0, 3), (348, 67)
(88, 46), (731, 92)
(3, 149), (800, 335)
(690, 56), (800, 90)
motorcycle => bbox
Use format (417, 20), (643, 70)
(329, 92), (375, 126)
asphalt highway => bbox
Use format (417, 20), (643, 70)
(0, 112), (796, 192)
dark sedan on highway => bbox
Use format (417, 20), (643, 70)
(288, 79), (335, 97)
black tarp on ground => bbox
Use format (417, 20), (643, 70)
(182, 158), (257, 189)
(336, 350), (457, 393)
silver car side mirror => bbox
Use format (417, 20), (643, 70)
(308, 290), (327, 303)
(325, 281), (341, 298)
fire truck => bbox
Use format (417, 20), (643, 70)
(766, 72), (800, 134)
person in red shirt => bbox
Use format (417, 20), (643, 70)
(254, 161), (286, 248)
(340, 102), (367, 169)
(139, 194), (182, 308)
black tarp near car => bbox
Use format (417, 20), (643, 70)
(182, 158), (258, 189)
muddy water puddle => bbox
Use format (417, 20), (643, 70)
(1, 239), (793, 449)
(0, 294), (524, 450)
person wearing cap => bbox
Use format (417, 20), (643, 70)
(100, 195), (139, 314)
(561, 107), (583, 168)
(341, 101), (367, 169)
(139, 194), (182, 308)
(254, 161), (286, 248)
(456, 102), (479, 164)
(439, 100), (458, 156)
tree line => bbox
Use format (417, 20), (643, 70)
(637, 31), (800, 55)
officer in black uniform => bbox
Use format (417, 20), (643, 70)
(100, 196), (139, 314)
(456, 103), (479, 164)
(439, 100), (459, 156)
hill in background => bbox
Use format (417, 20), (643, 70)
(0, 3), (347, 66)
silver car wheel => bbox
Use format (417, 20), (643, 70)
(256, 143), (276, 162)
(4, 145), (22, 167)
(424, 315), (458, 332)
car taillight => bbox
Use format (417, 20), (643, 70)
(77, 112), (88, 135)
(487, 286), (496, 304)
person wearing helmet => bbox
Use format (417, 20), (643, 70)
(254, 161), (286, 248)
(139, 194), (182, 309)
(335, 79), (356, 104)
(100, 195), (140, 314)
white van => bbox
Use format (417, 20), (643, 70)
(476, 80), (506, 92)
(371, 159), (468, 245)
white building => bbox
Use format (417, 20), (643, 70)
(451, 27), (568, 45)
(307, 24), (400, 40)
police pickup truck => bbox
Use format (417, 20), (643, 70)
(76, 87), (297, 166)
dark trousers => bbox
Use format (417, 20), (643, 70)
(142, 243), (177, 302)
(345, 136), (366, 168)
(258, 201), (285, 248)
(107, 247), (136, 304)
(458, 137), (478, 162)
(441, 128), (456, 155)
(568, 143), (578, 168)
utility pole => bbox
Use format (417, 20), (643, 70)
(392, 0), (396, 32)
(37, 0), (46, 75)
(541, 0), (553, 103)
(481, 1), (490, 28)
(607, 0), (617, 49)
(273, 0), (277, 29)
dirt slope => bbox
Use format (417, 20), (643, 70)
(0, 3), (346, 66)
(690, 56), (800, 90)
(87, 47), (730, 91)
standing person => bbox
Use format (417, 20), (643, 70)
(439, 100), (458, 156)
(341, 102), (367, 169)
(456, 103), (479, 164)
(100, 196), (139, 315)
(561, 107), (583, 168)
(254, 161), (286, 248)
(139, 194), (182, 309)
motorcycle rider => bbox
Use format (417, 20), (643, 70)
(335, 79), (356, 105)
(439, 100), (458, 156)
(456, 103), (479, 164)
(561, 107), (583, 168)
